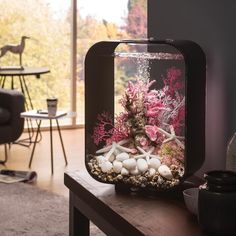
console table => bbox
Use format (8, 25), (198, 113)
(64, 171), (206, 236)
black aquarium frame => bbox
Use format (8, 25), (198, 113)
(85, 39), (206, 182)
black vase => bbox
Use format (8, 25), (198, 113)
(198, 170), (236, 235)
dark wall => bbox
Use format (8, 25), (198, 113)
(148, 0), (236, 175)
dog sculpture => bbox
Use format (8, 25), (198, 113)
(0, 36), (30, 67)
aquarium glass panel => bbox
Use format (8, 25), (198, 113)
(87, 42), (186, 190)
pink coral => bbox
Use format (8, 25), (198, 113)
(92, 112), (114, 146)
(164, 67), (184, 97)
(145, 101), (165, 117)
(134, 134), (149, 147)
(171, 106), (185, 136)
(93, 67), (185, 150)
(145, 125), (159, 141)
(107, 112), (130, 144)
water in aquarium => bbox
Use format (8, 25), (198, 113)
(87, 43), (186, 189)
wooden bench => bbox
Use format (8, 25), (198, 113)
(64, 171), (205, 236)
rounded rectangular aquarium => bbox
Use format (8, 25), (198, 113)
(85, 39), (206, 190)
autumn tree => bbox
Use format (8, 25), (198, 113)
(128, 0), (147, 11)
(0, 0), (70, 109)
(125, 0), (147, 39)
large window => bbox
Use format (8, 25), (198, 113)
(0, 0), (71, 117)
(76, 0), (147, 124)
(0, 0), (146, 127)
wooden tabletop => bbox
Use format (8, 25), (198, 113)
(0, 67), (50, 76)
(65, 171), (207, 236)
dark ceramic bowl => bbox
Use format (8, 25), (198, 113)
(183, 187), (199, 215)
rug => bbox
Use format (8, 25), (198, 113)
(0, 183), (105, 236)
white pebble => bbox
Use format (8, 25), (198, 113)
(121, 167), (129, 175)
(100, 161), (112, 173)
(96, 155), (106, 165)
(149, 168), (156, 176)
(149, 158), (161, 170)
(123, 158), (137, 170)
(130, 167), (140, 175)
(137, 159), (148, 173)
(116, 152), (129, 162)
(158, 165), (173, 180)
(113, 160), (123, 173)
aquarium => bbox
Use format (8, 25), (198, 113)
(85, 39), (206, 190)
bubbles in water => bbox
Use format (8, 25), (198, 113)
(115, 52), (183, 60)
(115, 52), (183, 82)
(136, 57), (150, 81)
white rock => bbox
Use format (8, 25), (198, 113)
(130, 167), (140, 175)
(137, 159), (148, 173)
(108, 153), (115, 162)
(123, 158), (137, 170)
(149, 168), (156, 176)
(116, 152), (129, 162)
(113, 160), (123, 173)
(158, 165), (173, 180)
(96, 155), (106, 165)
(100, 161), (112, 173)
(121, 167), (129, 175)
(149, 158), (161, 170)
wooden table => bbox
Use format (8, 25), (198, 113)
(64, 171), (207, 236)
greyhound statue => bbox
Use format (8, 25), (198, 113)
(0, 36), (30, 68)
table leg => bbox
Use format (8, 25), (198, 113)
(56, 119), (68, 165)
(0, 76), (4, 87)
(19, 75), (29, 110)
(11, 75), (14, 89)
(25, 118), (34, 143)
(29, 120), (42, 168)
(1, 76), (6, 88)
(50, 119), (54, 174)
(18, 76), (37, 145)
(20, 75), (36, 138)
(21, 75), (34, 109)
(69, 193), (90, 236)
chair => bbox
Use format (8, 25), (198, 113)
(0, 88), (25, 164)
